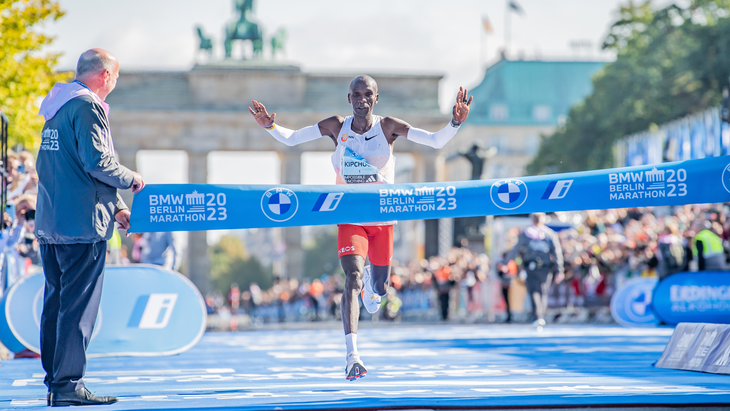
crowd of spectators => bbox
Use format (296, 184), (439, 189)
(207, 204), (730, 327)
(543, 205), (728, 309)
(0, 149), (41, 296)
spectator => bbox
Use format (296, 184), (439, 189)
(504, 213), (564, 328)
(433, 263), (456, 320)
(228, 282), (241, 314)
(139, 232), (180, 271)
(652, 222), (687, 279)
(496, 253), (517, 323)
(689, 219), (727, 271)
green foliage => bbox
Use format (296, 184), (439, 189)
(0, 0), (71, 150)
(303, 226), (342, 279)
(528, 0), (730, 174)
(210, 235), (273, 293)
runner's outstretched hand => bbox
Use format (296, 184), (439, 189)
(452, 87), (473, 126)
(248, 100), (276, 128)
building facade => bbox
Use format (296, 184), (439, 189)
(445, 59), (605, 182)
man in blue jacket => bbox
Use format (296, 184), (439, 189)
(36, 48), (145, 407)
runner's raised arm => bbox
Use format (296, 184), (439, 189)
(381, 87), (473, 148)
(248, 100), (343, 146)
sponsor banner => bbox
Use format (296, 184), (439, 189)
(129, 156), (730, 232)
(655, 322), (730, 375)
(610, 277), (661, 327)
(652, 272), (730, 325)
(0, 265), (206, 357)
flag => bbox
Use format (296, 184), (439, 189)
(482, 16), (494, 33)
(508, 0), (525, 15)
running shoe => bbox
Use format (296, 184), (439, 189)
(345, 360), (368, 381)
(532, 318), (546, 327)
(361, 265), (381, 314)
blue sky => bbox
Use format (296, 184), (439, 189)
(45, 0), (632, 111)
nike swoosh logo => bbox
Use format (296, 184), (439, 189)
(364, 135), (377, 141)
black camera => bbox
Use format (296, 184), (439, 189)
(25, 209), (35, 221)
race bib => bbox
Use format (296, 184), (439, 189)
(341, 147), (381, 184)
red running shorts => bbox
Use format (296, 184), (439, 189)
(337, 224), (394, 266)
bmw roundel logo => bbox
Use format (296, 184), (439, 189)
(261, 188), (299, 222)
(722, 163), (730, 194)
(490, 179), (528, 210)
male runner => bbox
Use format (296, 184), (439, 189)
(249, 75), (471, 380)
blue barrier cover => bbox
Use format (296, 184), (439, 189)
(610, 277), (660, 327)
(655, 322), (730, 374)
(0, 265), (206, 357)
(130, 156), (730, 232)
(652, 272), (730, 325)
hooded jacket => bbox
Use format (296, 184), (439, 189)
(35, 82), (134, 244)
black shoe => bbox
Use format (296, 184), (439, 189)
(49, 388), (117, 407)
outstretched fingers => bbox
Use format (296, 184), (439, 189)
(248, 100), (275, 128)
(248, 100), (261, 115)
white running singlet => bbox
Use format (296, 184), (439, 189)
(332, 115), (395, 226)
(331, 115), (395, 184)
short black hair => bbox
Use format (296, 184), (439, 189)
(349, 75), (377, 92)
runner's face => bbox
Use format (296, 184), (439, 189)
(348, 81), (378, 117)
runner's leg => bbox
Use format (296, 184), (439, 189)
(338, 225), (369, 379)
(370, 264), (391, 296)
(367, 225), (394, 296)
(340, 253), (365, 335)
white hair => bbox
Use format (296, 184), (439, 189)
(76, 49), (116, 79)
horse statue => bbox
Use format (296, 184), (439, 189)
(270, 28), (287, 60)
(224, 0), (263, 59)
(196, 26), (213, 57)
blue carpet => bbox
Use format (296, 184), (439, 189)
(1, 324), (729, 410)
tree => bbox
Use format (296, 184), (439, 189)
(0, 0), (71, 150)
(527, 0), (730, 174)
(303, 226), (343, 279)
(209, 235), (273, 293)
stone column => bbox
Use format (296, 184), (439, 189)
(414, 152), (442, 259)
(280, 150), (303, 279)
(186, 151), (210, 296)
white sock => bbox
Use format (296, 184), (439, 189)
(345, 333), (359, 362)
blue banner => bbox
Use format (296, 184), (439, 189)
(0, 265), (206, 356)
(130, 156), (730, 233)
(652, 272), (730, 325)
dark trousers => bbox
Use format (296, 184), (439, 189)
(501, 286), (511, 321)
(526, 270), (553, 321)
(438, 293), (450, 320)
(40, 242), (106, 393)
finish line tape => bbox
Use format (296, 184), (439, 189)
(129, 156), (730, 233)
